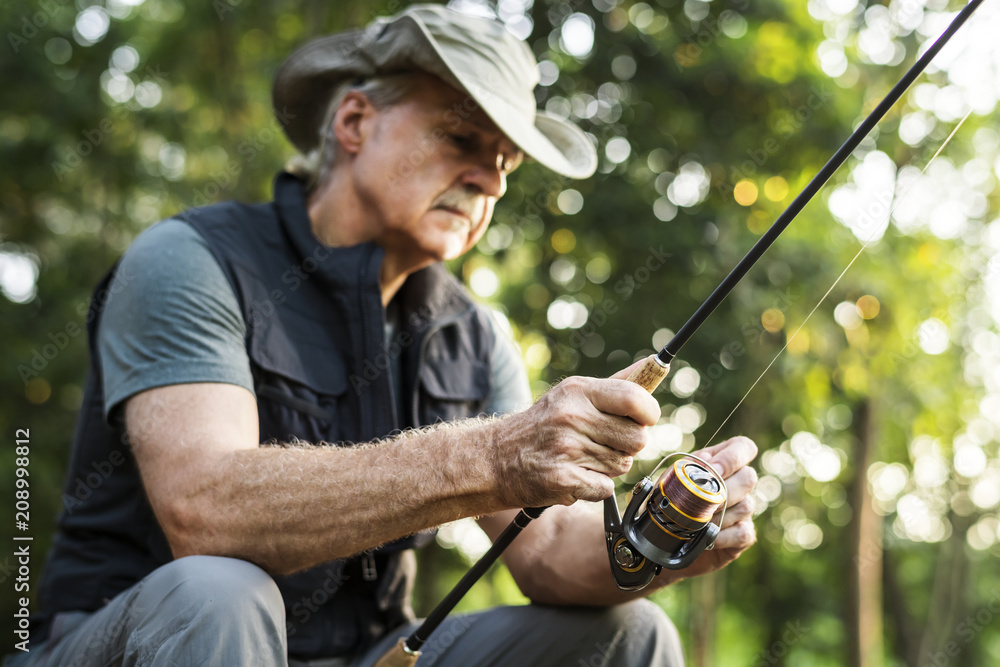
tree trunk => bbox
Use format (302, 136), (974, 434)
(883, 547), (920, 667)
(690, 572), (719, 667)
(414, 544), (442, 617)
(847, 399), (884, 667)
(917, 513), (972, 663)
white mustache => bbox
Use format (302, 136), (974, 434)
(432, 189), (483, 227)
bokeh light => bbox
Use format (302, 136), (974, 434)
(550, 228), (576, 253)
(734, 179), (758, 206)
(0, 248), (40, 303)
(560, 13), (596, 58)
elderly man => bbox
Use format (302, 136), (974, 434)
(23, 5), (757, 667)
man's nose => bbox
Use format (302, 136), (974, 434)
(460, 153), (507, 199)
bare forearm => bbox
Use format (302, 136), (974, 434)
(129, 375), (663, 579)
(166, 420), (503, 575)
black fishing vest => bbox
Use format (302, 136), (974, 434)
(35, 172), (495, 658)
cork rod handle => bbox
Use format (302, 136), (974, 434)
(372, 639), (420, 667)
(626, 354), (670, 394)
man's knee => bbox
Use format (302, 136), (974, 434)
(606, 599), (677, 638)
(598, 600), (684, 666)
(143, 555), (284, 621)
(120, 556), (286, 662)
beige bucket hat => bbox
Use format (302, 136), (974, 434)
(272, 3), (597, 179)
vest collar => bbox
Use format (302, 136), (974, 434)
(272, 171), (475, 325)
(273, 171), (385, 299)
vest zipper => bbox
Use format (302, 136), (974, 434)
(361, 550), (377, 581)
(358, 245), (398, 437)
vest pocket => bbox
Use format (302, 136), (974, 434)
(249, 323), (349, 444)
(257, 384), (335, 421)
(418, 356), (491, 423)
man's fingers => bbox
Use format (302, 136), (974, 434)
(712, 518), (757, 551)
(583, 378), (660, 427)
(698, 436), (758, 479)
(547, 376), (658, 457)
(557, 434), (635, 476)
(609, 357), (648, 381)
(719, 496), (755, 529)
(577, 413), (650, 458)
(719, 466), (758, 505)
(571, 469), (616, 503)
(577, 440), (635, 477)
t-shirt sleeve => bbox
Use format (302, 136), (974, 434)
(98, 218), (254, 423)
(484, 310), (533, 416)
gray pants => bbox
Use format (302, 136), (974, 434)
(7, 556), (684, 667)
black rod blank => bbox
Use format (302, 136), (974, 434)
(403, 507), (547, 653)
(657, 0), (985, 366)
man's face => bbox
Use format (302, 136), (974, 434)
(351, 73), (523, 269)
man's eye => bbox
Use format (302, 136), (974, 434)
(449, 134), (474, 150)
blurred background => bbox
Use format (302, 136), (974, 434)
(2, 0), (999, 664)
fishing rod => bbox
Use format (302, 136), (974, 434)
(374, 1), (985, 663)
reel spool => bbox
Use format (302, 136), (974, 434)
(604, 453), (728, 591)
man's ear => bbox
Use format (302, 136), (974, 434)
(333, 91), (375, 156)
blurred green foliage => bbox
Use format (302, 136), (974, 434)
(2, 0), (999, 665)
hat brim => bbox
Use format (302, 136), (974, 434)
(273, 17), (597, 180)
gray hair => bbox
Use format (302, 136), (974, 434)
(285, 74), (418, 190)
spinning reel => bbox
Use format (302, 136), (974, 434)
(604, 453), (728, 591)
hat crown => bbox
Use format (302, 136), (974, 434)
(372, 4), (540, 122)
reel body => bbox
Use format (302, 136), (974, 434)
(604, 454), (727, 591)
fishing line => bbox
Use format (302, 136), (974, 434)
(697, 108), (975, 452)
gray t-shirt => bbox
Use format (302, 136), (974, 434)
(99, 219), (532, 425)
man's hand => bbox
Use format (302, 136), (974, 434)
(477, 355), (758, 605)
(482, 433), (759, 606)
(659, 436), (758, 582)
(487, 369), (661, 509)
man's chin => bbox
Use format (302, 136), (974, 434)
(439, 241), (471, 261)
